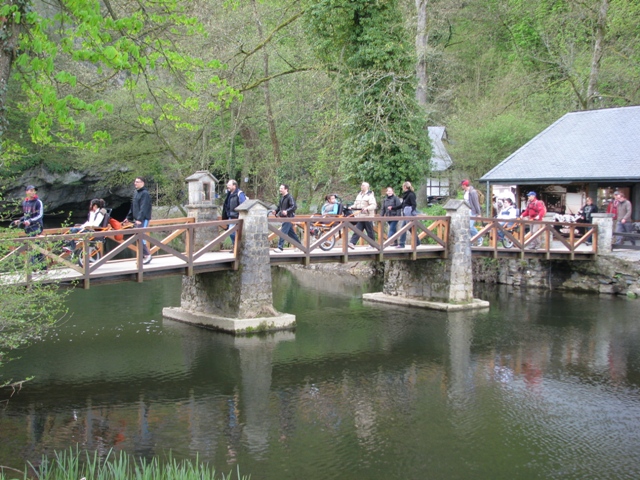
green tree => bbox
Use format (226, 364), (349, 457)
(0, 0), (240, 155)
(306, 0), (431, 191)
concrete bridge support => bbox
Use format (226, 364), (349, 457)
(363, 199), (489, 310)
(591, 213), (613, 254)
(163, 200), (296, 333)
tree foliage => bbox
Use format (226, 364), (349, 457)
(0, 0), (240, 153)
(0, 228), (69, 388)
(306, 0), (431, 191)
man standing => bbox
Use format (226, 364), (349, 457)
(125, 176), (152, 264)
(615, 192), (634, 245)
(461, 180), (483, 246)
(348, 182), (377, 248)
(520, 191), (547, 249)
(380, 187), (402, 246)
(273, 184), (300, 252)
(221, 179), (246, 247)
(13, 185), (44, 236)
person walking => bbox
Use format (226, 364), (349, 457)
(381, 187), (402, 246)
(348, 182), (377, 248)
(273, 184), (300, 252)
(614, 192), (634, 245)
(461, 179), (483, 246)
(577, 197), (598, 242)
(397, 181), (417, 248)
(13, 185), (44, 236)
(221, 179), (246, 248)
(125, 176), (152, 263)
(520, 191), (547, 249)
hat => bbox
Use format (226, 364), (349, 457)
(613, 191), (621, 195)
(527, 191), (537, 197)
(25, 185), (37, 191)
(461, 180), (470, 187)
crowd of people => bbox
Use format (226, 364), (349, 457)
(11, 176), (154, 264)
(11, 176), (636, 255)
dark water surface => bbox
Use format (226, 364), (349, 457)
(2, 269), (640, 479)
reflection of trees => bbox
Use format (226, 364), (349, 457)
(2, 282), (640, 471)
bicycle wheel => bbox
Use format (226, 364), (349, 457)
(77, 245), (101, 267)
(502, 237), (514, 249)
(319, 235), (336, 251)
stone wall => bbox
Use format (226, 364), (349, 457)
(473, 254), (640, 297)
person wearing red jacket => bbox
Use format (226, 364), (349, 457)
(520, 191), (547, 249)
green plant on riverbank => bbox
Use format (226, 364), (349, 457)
(0, 227), (70, 390)
(0, 448), (249, 480)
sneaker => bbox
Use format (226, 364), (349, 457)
(396, 244), (405, 249)
(366, 246), (376, 250)
(476, 239), (484, 247)
(273, 247), (283, 253)
(348, 242), (356, 249)
(143, 255), (152, 264)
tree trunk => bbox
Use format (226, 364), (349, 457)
(0, 6), (23, 141)
(586, 0), (609, 109)
(252, 0), (281, 165)
(415, 0), (429, 107)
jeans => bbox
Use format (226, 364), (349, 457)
(615, 221), (635, 245)
(398, 207), (416, 246)
(349, 221), (374, 245)
(278, 221), (300, 249)
(137, 219), (151, 256)
(469, 219), (478, 238)
(387, 220), (398, 244)
(228, 223), (237, 247)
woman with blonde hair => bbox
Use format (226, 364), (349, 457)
(397, 181), (417, 248)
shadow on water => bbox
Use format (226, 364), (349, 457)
(1, 268), (640, 479)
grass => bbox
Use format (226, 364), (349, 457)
(0, 448), (249, 480)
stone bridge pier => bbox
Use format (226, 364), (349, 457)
(363, 199), (490, 311)
(163, 200), (296, 333)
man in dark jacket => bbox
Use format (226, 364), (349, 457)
(221, 179), (246, 247)
(125, 176), (152, 263)
(273, 184), (300, 252)
(13, 185), (44, 236)
(380, 187), (402, 246)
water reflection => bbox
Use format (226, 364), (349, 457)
(1, 272), (640, 478)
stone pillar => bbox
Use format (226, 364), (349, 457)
(186, 204), (219, 248)
(362, 199), (489, 311)
(445, 199), (474, 303)
(163, 200), (295, 333)
(591, 212), (613, 254)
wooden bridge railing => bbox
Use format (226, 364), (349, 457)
(471, 217), (597, 259)
(0, 218), (242, 287)
(268, 215), (450, 264)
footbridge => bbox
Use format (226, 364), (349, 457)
(1, 213), (598, 288)
(1, 198), (611, 334)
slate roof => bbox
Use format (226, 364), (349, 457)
(428, 126), (453, 172)
(480, 106), (640, 184)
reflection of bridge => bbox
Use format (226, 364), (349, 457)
(1, 215), (597, 288)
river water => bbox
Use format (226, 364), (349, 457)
(1, 268), (640, 479)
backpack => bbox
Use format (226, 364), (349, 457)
(477, 189), (485, 206)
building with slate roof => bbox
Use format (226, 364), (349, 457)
(426, 126), (453, 203)
(480, 106), (640, 218)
